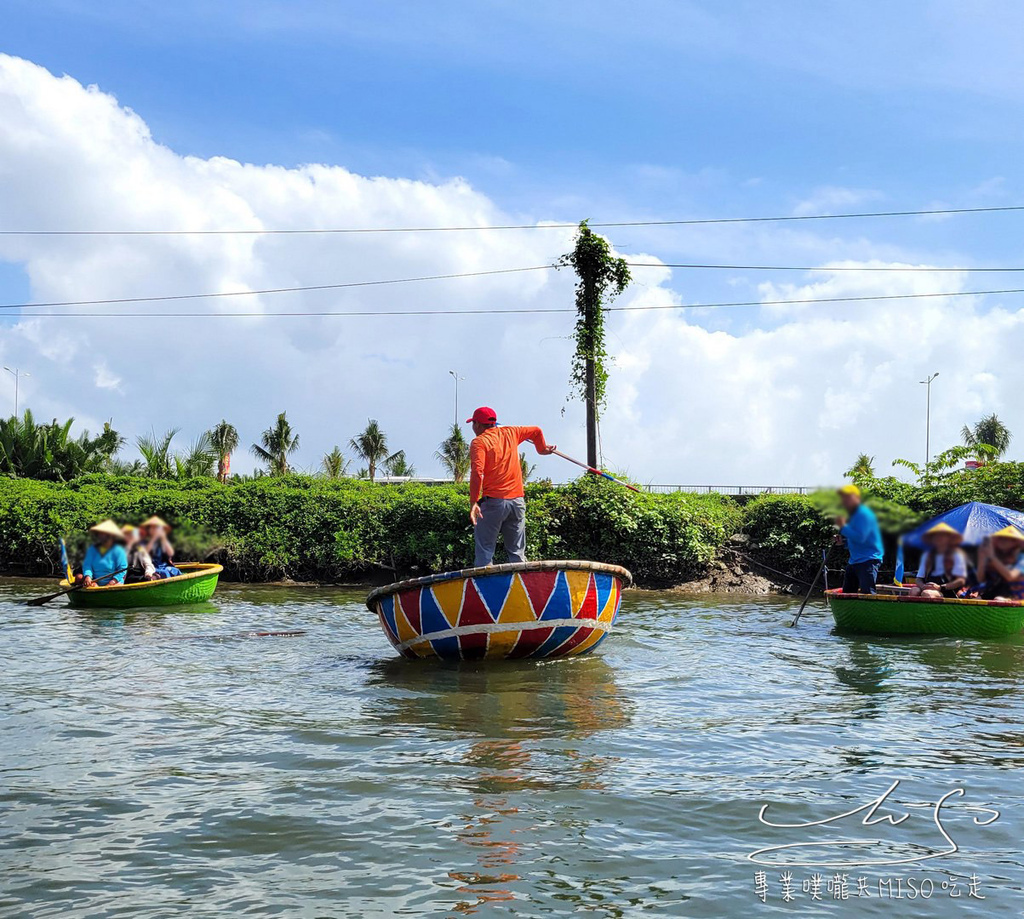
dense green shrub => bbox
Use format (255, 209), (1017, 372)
(0, 474), (739, 587)
(11, 465), (1023, 588)
(741, 495), (836, 580)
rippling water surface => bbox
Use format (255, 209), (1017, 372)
(2, 581), (1022, 917)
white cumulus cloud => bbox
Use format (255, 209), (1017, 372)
(0, 53), (1022, 486)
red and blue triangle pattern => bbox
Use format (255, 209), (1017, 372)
(369, 563), (629, 661)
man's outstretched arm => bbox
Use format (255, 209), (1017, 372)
(515, 426), (556, 455)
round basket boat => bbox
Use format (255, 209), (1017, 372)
(366, 560), (632, 661)
(60, 563), (223, 609)
(827, 588), (1024, 639)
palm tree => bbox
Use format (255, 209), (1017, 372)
(349, 419), (398, 483)
(137, 429), (179, 479)
(384, 450), (415, 478)
(321, 446), (350, 478)
(435, 424), (470, 483)
(209, 420), (239, 482)
(844, 453), (876, 479)
(0, 411), (124, 480)
(962, 413), (1012, 462)
(251, 412), (300, 475)
(520, 451), (536, 483)
(175, 432), (218, 478)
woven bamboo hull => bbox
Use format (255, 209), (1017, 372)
(827, 588), (1024, 639)
(62, 563), (222, 609)
(366, 560), (632, 661)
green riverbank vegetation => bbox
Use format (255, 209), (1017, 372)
(0, 474), (740, 587)
(3, 408), (1023, 588)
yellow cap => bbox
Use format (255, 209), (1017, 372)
(837, 484), (861, 497)
(992, 525), (1024, 543)
(924, 522), (963, 544)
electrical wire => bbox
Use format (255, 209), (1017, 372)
(0, 265), (554, 311)
(3, 204), (1024, 236)
(627, 261), (1024, 272)
(7, 286), (1023, 319)
(8, 260), (1024, 312)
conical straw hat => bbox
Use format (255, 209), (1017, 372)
(89, 519), (126, 541)
(923, 522), (963, 544)
(141, 515), (171, 530)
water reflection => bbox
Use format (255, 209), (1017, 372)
(65, 602), (221, 635)
(368, 658), (633, 914)
(367, 656), (631, 740)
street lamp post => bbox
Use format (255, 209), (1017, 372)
(448, 370), (464, 427)
(921, 372), (939, 478)
(3, 367), (29, 417)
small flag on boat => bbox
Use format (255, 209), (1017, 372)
(59, 538), (73, 583)
(894, 536), (905, 585)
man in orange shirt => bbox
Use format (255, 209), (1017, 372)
(467, 406), (556, 567)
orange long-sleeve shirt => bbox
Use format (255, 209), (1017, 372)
(469, 425), (549, 504)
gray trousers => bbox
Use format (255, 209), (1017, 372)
(474, 497), (527, 567)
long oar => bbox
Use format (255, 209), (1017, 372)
(788, 555), (828, 628)
(552, 449), (642, 493)
(26, 567), (129, 607)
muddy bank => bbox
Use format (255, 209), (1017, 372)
(670, 545), (812, 595)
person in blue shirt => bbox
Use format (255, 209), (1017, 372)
(836, 484), (884, 594)
(76, 519), (129, 587)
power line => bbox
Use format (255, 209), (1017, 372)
(627, 261), (1024, 272)
(0, 265), (554, 310)
(7, 286), (1023, 319)
(3, 204), (1024, 236)
(8, 260), (1023, 312)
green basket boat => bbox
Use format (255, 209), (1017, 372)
(827, 588), (1024, 639)
(61, 563), (223, 609)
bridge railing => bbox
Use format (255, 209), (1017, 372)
(639, 484), (814, 496)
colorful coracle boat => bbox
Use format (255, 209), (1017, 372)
(60, 563), (223, 609)
(366, 560), (632, 661)
(827, 588), (1024, 639)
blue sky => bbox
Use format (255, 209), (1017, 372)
(7, 1), (1023, 212)
(2, 1), (1024, 481)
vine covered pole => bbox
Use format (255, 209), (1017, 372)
(558, 221), (631, 469)
(583, 272), (599, 468)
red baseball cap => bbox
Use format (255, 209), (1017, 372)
(466, 406), (498, 424)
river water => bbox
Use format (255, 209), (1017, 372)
(1, 581), (1022, 917)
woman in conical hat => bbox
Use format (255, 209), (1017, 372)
(910, 522), (968, 599)
(139, 515), (181, 579)
(972, 525), (1024, 601)
(76, 519), (129, 588)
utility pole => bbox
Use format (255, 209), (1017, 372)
(448, 370), (464, 427)
(3, 367), (29, 417)
(559, 221), (630, 472)
(921, 371), (939, 478)
(582, 276), (599, 469)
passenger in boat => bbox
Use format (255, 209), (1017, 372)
(75, 519), (128, 587)
(140, 515), (182, 579)
(836, 484), (884, 594)
(969, 526), (1024, 601)
(466, 406), (556, 567)
(122, 525), (158, 583)
(910, 523), (968, 598)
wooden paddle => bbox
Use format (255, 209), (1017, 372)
(552, 449), (642, 493)
(788, 556), (828, 628)
(26, 567), (129, 607)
